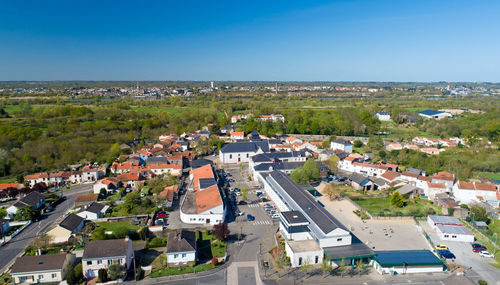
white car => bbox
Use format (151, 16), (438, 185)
(479, 251), (494, 258)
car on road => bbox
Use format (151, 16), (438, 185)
(479, 251), (494, 258)
(238, 200), (247, 205)
(247, 214), (255, 221)
(437, 249), (456, 259)
(256, 191), (263, 195)
(434, 244), (448, 250)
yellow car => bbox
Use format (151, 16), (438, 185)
(434, 244), (448, 250)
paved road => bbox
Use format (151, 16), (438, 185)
(0, 184), (91, 272)
(137, 265), (226, 285)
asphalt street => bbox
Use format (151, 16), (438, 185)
(0, 184), (91, 273)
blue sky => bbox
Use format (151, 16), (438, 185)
(1, 0), (499, 81)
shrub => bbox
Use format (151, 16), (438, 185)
(109, 264), (124, 280)
(97, 269), (108, 283)
(478, 280), (487, 285)
(211, 257), (218, 266)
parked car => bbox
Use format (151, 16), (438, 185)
(434, 244), (448, 251)
(437, 249), (456, 259)
(268, 210), (277, 215)
(247, 214), (255, 221)
(237, 210), (244, 216)
(256, 191), (263, 195)
(472, 243), (487, 252)
(271, 213), (280, 219)
(479, 251), (494, 258)
(238, 200), (247, 205)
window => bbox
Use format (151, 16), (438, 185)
(337, 238), (342, 242)
(97, 260), (102, 265)
(174, 254), (178, 258)
(118, 259), (122, 264)
(51, 274), (57, 279)
(315, 256), (319, 264)
(108, 260), (112, 265)
(182, 253), (187, 258)
(246, 154), (249, 158)
(298, 257), (303, 266)
(452, 235), (457, 238)
(229, 154), (232, 159)
(87, 261), (92, 265)
(38, 275), (44, 280)
(444, 235), (449, 238)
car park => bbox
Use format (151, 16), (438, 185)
(479, 251), (494, 258)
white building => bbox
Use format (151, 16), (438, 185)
(10, 254), (75, 284)
(419, 110), (453, 120)
(375, 112), (391, 121)
(180, 164), (225, 225)
(166, 230), (197, 266)
(219, 141), (269, 164)
(285, 240), (323, 267)
(330, 139), (353, 153)
(82, 238), (134, 279)
(427, 215), (474, 243)
(452, 181), (498, 206)
(230, 131), (244, 140)
(77, 202), (108, 220)
(372, 250), (444, 275)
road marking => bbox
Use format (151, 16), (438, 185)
(253, 220), (271, 225)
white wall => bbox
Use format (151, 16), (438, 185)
(219, 149), (263, 164)
(373, 261), (444, 274)
(180, 203), (225, 225)
(436, 231), (475, 242)
(285, 243), (323, 268)
(13, 271), (63, 284)
(166, 251), (196, 265)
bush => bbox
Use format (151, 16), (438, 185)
(353, 140), (363, 148)
(211, 257), (218, 266)
(97, 269), (108, 283)
(478, 280), (487, 285)
(109, 264), (124, 280)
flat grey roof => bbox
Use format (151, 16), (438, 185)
(269, 170), (347, 235)
(436, 224), (473, 235)
(324, 242), (374, 260)
(428, 215), (462, 226)
(281, 211), (308, 224)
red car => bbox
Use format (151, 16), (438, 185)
(472, 243), (487, 252)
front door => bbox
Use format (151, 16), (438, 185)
(206, 219), (210, 224)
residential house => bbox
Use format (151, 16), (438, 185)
(7, 191), (46, 217)
(452, 181), (498, 206)
(0, 183), (21, 191)
(420, 147), (441, 155)
(10, 253), (75, 284)
(77, 202), (108, 220)
(147, 163), (182, 176)
(47, 214), (85, 243)
(348, 173), (375, 191)
(259, 113), (284, 122)
(159, 185), (179, 208)
(25, 173), (50, 187)
(425, 183), (448, 200)
(92, 177), (122, 194)
(230, 131), (244, 140)
(330, 139), (353, 153)
(82, 238), (134, 279)
(385, 143), (402, 151)
(166, 230), (197, 266)
(81, 166), (105, 182)
(431, 171), (455, 191)
(117, 172), (145, 189)
(375, 112), (391, 121)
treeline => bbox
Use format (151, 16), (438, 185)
(0, 105), (219, 179)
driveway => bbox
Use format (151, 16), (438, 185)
(420, 221), (500, 285)
(0, 184), (91, 272)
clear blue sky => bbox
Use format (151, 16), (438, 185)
(1, 0), (499, 82)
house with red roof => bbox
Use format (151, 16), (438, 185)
(453, 181), (499, 206)
(179, 164), (225, 225)
(230, 131), (244, 140)
(92, 177), (122, 194)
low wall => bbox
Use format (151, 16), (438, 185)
(1, 221), (31, 245)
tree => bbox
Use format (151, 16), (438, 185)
(470, 204), (489, 222)
(212, 222), (230, 241)
(17, 206), (38, 221)
(327, 155), (339, 174)
(98, 268), (108, 283)
(353, 140), (363, 148)
(291, 158), (320, 184)
(241, 187), (248, 201)
(65, 263), (82, 285)
(108, 264), (125, 280)
(323, 184), (341, 201)
(390, 191), (404, 208)
(0, 208), (6, 219)
(32, 233), (51, 250)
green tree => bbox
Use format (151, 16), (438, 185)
(109, 264), (125, 280)
(0, 207), (6, 219)
(470, 204), (489, 222)
(301, 158), (320, 182)
(390, 191), (405, 208)
(353, 140), (363, 148)
(98, 268), (108, 283)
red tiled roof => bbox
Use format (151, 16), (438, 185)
(117, 172), (144, 181)
(75, 193), (99, 202)
(474, 183), (497, 192)
(0, 183), (20, 190)
(230, 132), (244, 136)
(457, 181), (475, 190)
(428, 182), (446, 189)
(195, 185), (223, 213)
(381, 171), (400, 181)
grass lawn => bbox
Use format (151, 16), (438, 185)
(150, 262), (214, 278)
(479, 173), (500, 180)
(198, 231), (226, 259)
(106, 192), (122, 201)
(0, 177), (16, 183)
(92, 221), (139, 240)
(131, 107), (195, 115)
(347, 193), (441, 217)
(480, 219), (500, 246)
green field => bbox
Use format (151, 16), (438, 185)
(131, 107), (191, 115)
(479, 173), (500, 180)
(349, 195), (442, 217)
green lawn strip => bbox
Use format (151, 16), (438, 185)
(479, 173), (500, 180)
(91, 221), (139, 239)
(150, 263), (214, 278)
(198, 231), (226, 259)
(480, 219), (500, 247)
